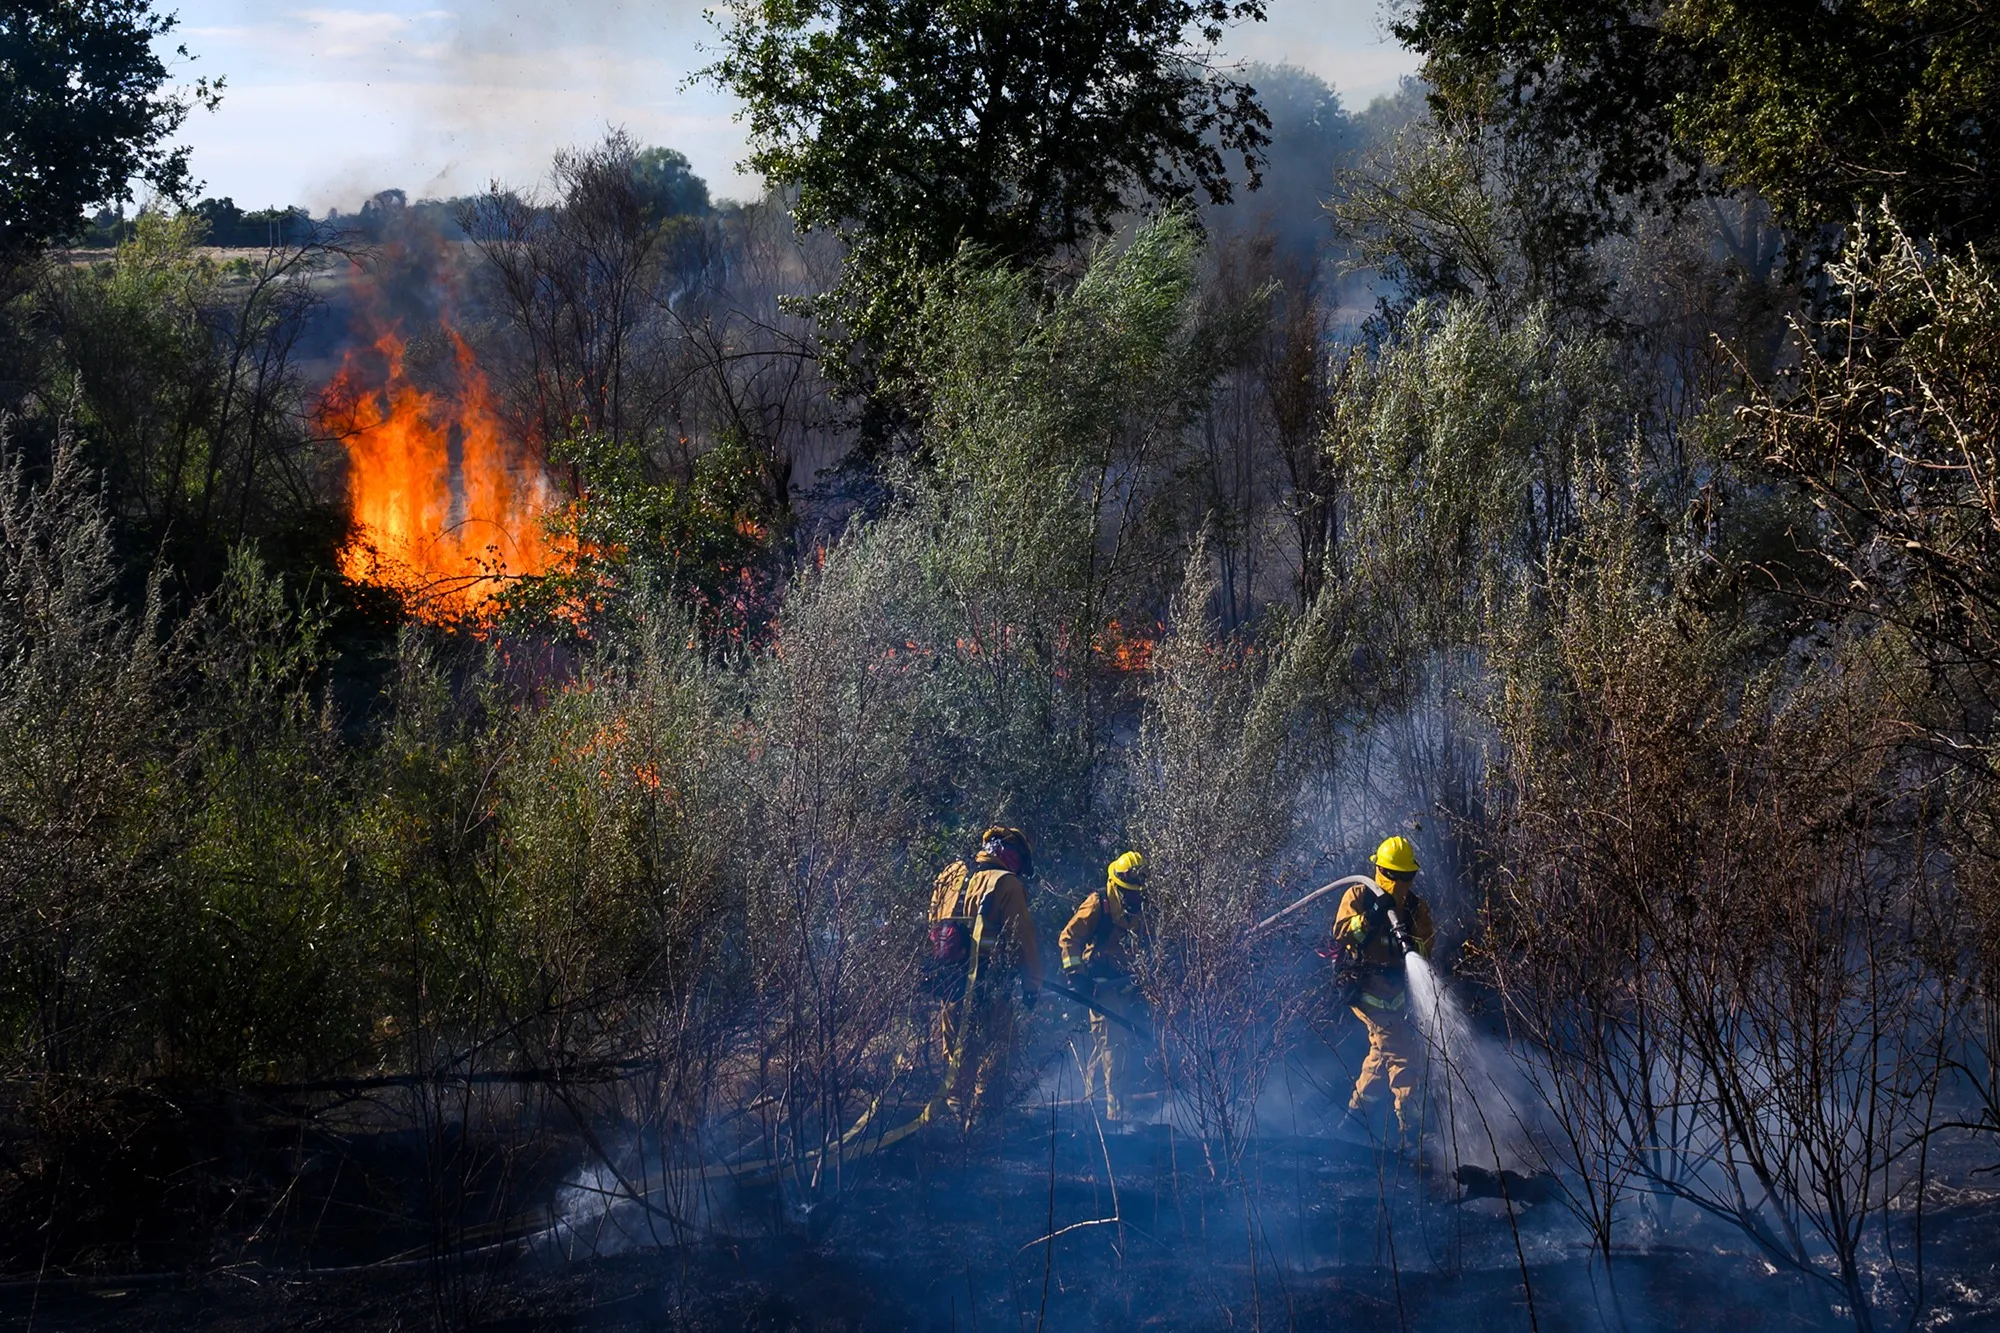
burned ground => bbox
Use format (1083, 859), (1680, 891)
(3, 1015), (1996, 1332)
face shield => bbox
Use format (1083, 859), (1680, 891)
(1373, 864), (1414, 896)
(1110, 863), (1148, 918)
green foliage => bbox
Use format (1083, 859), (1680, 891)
(0, 426), (181, 1076)
(1666, 0), (1999, 248)
(631, 147), (710, 220)
(1330, 299), (1619, 659)
(39, 210), (338, 585)
(189, 197), (313, 248)
(1129, 543), (1323, 1167)
(489, 606), (738, 1076)
(512, 430), (780, 644)
(1395, 0), (2000, 252)
(48, 214), (219, 506)
(1332, 118), (1615, 325)
(735, 522), (942, 1184)
(149, 552), (359, 1078)
(0, 0), (221, 267)
(1392, 0), (1697, 220)
(706, 0), (1272, 365)
(895, 211), (1246, 837)
(914, 210), (1227, 605)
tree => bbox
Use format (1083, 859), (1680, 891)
(0, 0), (220, 267)
(43, 210), (339, 586)
(1212, 64), (1352, 259)
(705, 0), (1271, 345)
(465, 135), (725, 448)
(1331, 116), (1618, 329)
(632, 147), (710, 221)
(1394, 0), (2000, 253)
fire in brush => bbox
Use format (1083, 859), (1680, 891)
(319, 321), (555, 621)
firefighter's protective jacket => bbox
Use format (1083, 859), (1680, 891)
(1331, 881), (1435, 1007)
(1059, 892), (1144, 980)
(930, 858), (1043, 991)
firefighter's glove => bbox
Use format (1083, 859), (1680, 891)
(1065, 969), (1097, 1000)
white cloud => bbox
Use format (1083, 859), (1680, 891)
(1222, 1), (1418, 106)
(163, 0), (1418, 211)
(293, 8), (439, 59)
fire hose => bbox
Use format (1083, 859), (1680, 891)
(1253, 873), (1422, 1012)
(1250, 874), (1375, 936)
(1253, 874), (1420, 953)
(1040, 979), (1152, 1037)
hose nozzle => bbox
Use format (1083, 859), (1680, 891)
(1385, 906), (1419, 957)
(1363, 883), (1421, 957)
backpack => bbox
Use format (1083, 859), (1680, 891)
(929, 919), (971, 967)
(923, 860), (997, 1000)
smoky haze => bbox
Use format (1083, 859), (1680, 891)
(165, 0), (1419, 214)
(18, 0), (1989, 1325)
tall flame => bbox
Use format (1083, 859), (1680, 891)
(321, 323), (555, 620)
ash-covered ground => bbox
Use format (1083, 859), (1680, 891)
(4, 1034), (1996, 1332)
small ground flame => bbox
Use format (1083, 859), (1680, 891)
(1095, 620), (1159, 673)
(321, 324), (553, 620)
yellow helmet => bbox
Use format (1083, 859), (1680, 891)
(1107, 850), (1148, 893)
(1371, 835), (1419, 876)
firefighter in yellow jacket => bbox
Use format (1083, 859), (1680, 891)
(1331, 835), (1436, 1142)
(1059, 851), (1150, 1122)
(927, 826), (1043, 1122)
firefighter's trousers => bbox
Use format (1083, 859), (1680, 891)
(1084, 980), (1143, 1121)
(934, 984), (1016, 1123)
(1349, 1001), (1420, 1130)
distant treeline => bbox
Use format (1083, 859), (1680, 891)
(74, 199), (313, 249)
(70, 146), (715, 250)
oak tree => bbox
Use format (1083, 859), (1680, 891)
(706, 0), (1271, 348)
(1395, 0), (2000, 253)
(0, 0), (220, 266)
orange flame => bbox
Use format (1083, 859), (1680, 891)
(1095, 620), (1158, 673)
(322, 323), (555, 620)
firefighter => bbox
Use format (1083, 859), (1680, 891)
(1059, 851), (1151, 1123)
(1331, 835), (1436, 1144)
(927, 826), (1043, 1123)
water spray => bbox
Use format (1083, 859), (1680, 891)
(1259, 871), (1536, 1176)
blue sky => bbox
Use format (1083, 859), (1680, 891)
(160, 0), (1420, 212)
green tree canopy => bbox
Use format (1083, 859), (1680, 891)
(632, 146), (710, 220)
(0, 0), (219, 267)
(706, 0), (1271, 285)
(1394, 0), (2000, 253)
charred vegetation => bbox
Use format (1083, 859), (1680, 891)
(1, 2), (2000, 1325)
